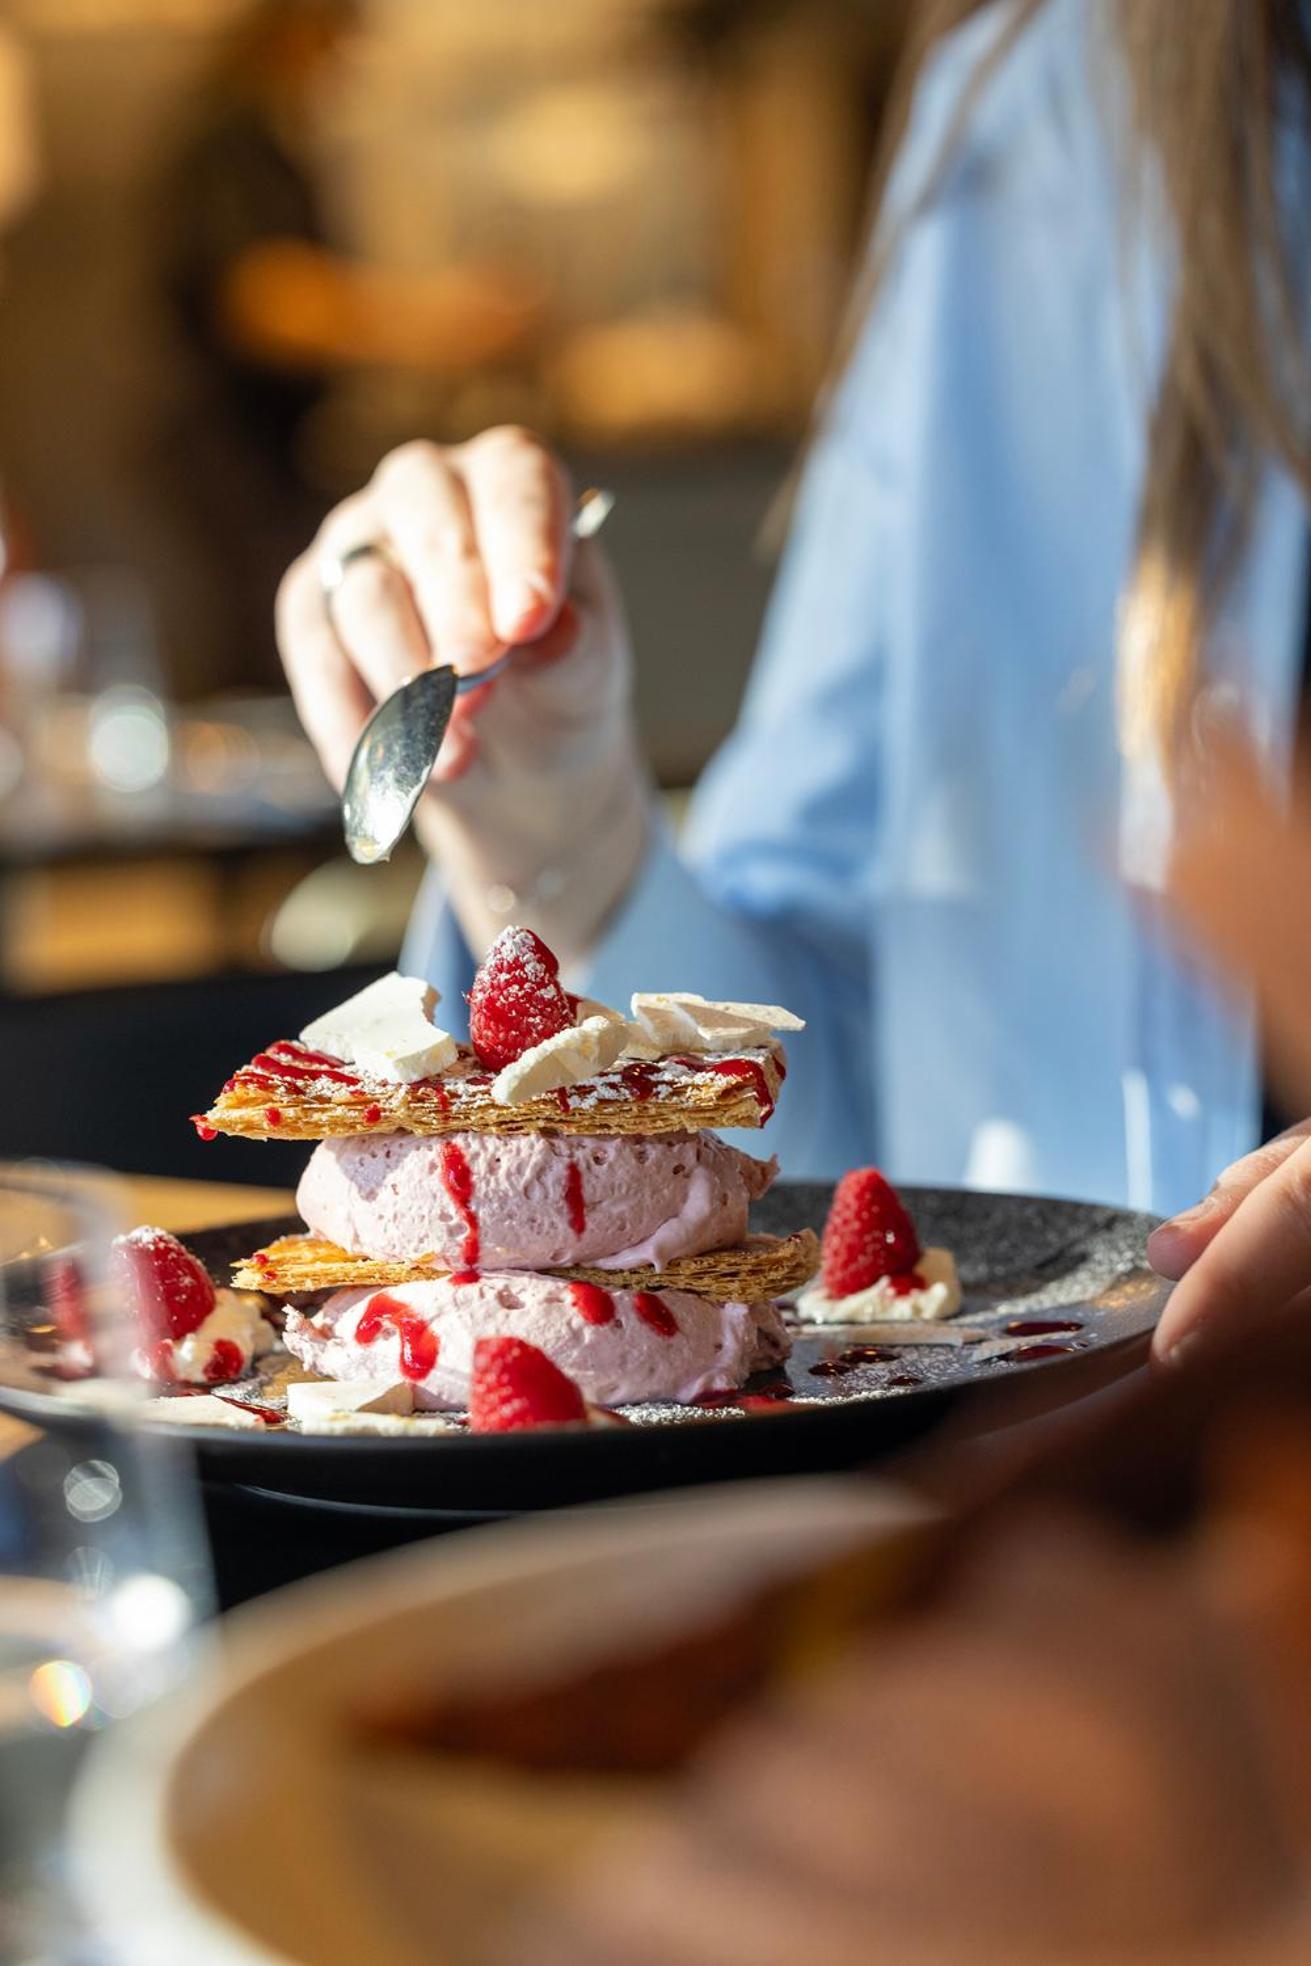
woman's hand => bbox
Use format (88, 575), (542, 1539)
(275, 429), (647, 966)
(1149, 1122), (1311, 1363)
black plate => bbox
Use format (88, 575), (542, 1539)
(0, 1184), (1165, 1513)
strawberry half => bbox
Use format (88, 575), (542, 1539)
(467, 1335), (588, 1432)
(112, 1226), (216, 1342)
(821, 1168), (921, 1297)
(467, 925), (574, 1072)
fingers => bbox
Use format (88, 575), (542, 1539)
(1147, 1121), (1311, 1280)
(275, 552), (375, 792)
(458, 426), (571, 644)
(1152, 1131), (1311, 1363)
(371, 440), (498, 676)
(316, 493), (431, 707)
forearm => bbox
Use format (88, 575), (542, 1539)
(414, 734), (650, 972)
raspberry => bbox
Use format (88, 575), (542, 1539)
(203, 1338), (245, 1384)
(467, 925), (574, 1072)
(467, 1336), (587, 1432)
(821, 1168), (922, 1297)
(112, 1226), (216, 1342)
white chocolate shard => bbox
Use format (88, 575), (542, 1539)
(286, 1377), (414, 1421)
(572, 995), (627, 1029)
(144, 1395), (267, 1429)
(300, 972), (458, 1084)
(491, 1015), (630, 1106)
(294, 1411), (458, 1438)
(630, 991), (805, 1055)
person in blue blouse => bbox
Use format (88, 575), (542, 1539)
(275, 0), (1311, 1360)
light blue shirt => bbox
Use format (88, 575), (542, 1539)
(407, 0), (1307, 1217)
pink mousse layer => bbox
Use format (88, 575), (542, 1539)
(282, 1275), (790, 1409)
(295, 1130), (776, 1272)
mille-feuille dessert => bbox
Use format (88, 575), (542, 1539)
(194, 927), (818, 1424)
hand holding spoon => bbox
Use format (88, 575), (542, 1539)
(339, 486), (614, 865)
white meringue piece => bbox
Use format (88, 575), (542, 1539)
(629, 991), (804, 1055)
(491, 1014), (630, 1106)
(300, 972), (458, 1083)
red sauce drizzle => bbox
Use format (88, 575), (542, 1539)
(1004, 1318), (1083, 1337)
(449, 1270), (481, 1286)
(429, 1080), (451, 1115)
(695, 1384), (794, 1410)
(679, 1056), (775, 1121)
(564, 1163), (587, 1237)
(1004, 1341), (1079, 1362)
(220, 1395), (285, 1425)
(438, 1140), (479, 1266)
(809, 1356), (852, 1378)
(249, 1043), (360, 1088)
(169, 1387), (283, 1424)
(192, 1119), (217, 1141)
(264, 1107), (283, 1127)
(618, 1061), (661, 1102)
(363, 1103), (382, 1126)
(839, 1344), (897, 1364)
(632, 1291), (677, 1337)
(356, 1292), (439, 1381)
(568, 1281), (616, 1326)
(203, 1338), (244, 1384)
(554, 1087), (571, 1116)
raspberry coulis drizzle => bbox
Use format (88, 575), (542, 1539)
(356, 1292), (439, 1381)
(618, 1061), (661, 1102)
(169, 1385), (283, 1424)
(438, 1141), (480, 1266)
(1002, 1341), (1079, 1362)
(672, 1055), (778, 1121)
(568, 1281), (616, 1326)
(564, 1163), (587, 1237)
(632, 1292), (678, 1337)
(243, 1042), (361, 1090)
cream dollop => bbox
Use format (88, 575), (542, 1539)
(795, 1247), (963, 1324)
(142, 1289), (275, 1385)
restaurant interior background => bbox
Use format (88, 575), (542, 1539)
(0, 0), (909, 1183)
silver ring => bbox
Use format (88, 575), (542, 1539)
(319, 538), (393, 604)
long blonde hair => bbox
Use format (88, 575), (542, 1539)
(859, 0), (1311, 766)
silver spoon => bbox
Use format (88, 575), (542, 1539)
(341, 486), (615, 865)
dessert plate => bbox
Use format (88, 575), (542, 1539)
(71, 1477), (928, 1966)
(0, 1184), (1167, 1514)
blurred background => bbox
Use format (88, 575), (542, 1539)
(0, 0), (910, 1182)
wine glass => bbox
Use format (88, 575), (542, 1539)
(0, 1162), (213, 1961)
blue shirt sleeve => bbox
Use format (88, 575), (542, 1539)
(401, 3), (1031, 1182)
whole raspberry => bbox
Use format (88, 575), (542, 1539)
(467, 925), (574, 1071)
(821, 1168), (921, 1298)
(467, 1335), (588, 1432)
(112, 1226), (216, 1342)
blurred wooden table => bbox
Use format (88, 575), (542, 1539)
(0, 1170), (293, 1458)
(99, 1171), (293, 1233)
